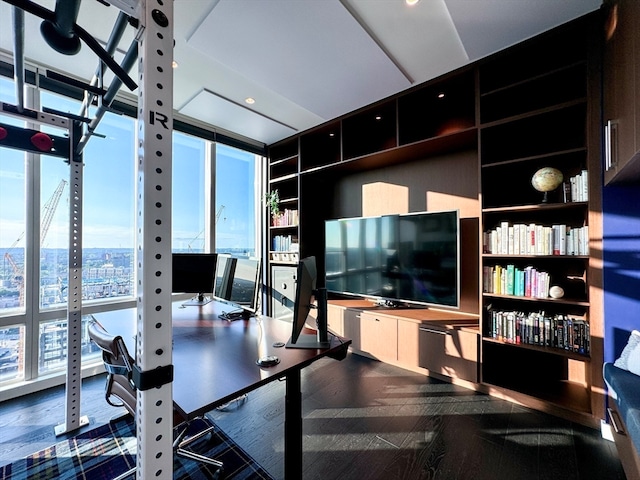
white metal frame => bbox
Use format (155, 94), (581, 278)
(54, 119), (90, 436)
(133, 0), (175, 477)
(0, 97), (91, 435)
(2, 0), (176, 474)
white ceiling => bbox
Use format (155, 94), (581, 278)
(0, 0), (602, 147)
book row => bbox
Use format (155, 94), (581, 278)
(563, 170), (589, 203)
(486, 309), (590, 355)
(483, 222), (589, 256)
(272, 235), (298, 252)
(483, 264), (553, 298)
(271, 209), (299, 227)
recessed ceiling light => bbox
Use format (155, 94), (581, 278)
(406, 0), (420, 6)
(438, 92), (445, 99)
(245, 97), (256, 105)
(375, 115), (382, 120)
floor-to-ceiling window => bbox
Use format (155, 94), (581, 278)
(0, 84), (138, 383)
(35, 91), (137, 376)
(0, 74), (264, 395)
(215, 143), (260, 258)
(0, 77), (27, 383)
(172, 131), (209, 253)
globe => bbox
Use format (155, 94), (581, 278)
(531, 167), (563, 203)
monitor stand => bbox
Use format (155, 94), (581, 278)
(182, 293), (212, 306)
(285, 288), (330, 349)
(285, 332), (330, 349)
(218, 309), (253, 321)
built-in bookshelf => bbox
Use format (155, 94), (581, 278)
(478, 14), (601, 424)
(267, 138), (299, 266)
(266, 11), (603, 426)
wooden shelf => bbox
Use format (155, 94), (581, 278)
(300, 127), (477, 178)
(482, 201), (588, 214)
(342, 100), (397, 160)
(482, 292), (589, 307)
(478, 11), (599, 425)
(482, 340), (592, 416)
(481, 147), (587, 169)
(269, 224), (298, 230)
(269, 173), (297, 184)
(483, 380), (592, 418)
(482, 336), (590, 361)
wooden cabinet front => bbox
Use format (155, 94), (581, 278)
(603, 0), (640, 184)
(326, 303), (344, 336)
(358, 311), (398, 363)
(419, 325), (479, 383)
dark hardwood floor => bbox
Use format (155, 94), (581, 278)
(0, 353), (626, 479)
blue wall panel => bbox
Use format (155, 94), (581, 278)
(603, 186), (640, 363)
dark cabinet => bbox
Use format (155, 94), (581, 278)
(603, 0), (640, 184)
(270, 265), (296, 322)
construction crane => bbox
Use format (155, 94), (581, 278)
(3, 179), (68, 307)
(187, 205), (226, 252)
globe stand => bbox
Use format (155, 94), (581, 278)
(541, 191), (551, 203)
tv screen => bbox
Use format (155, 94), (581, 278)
(172, 253), (217, 306)
(325, 210), (460, 308)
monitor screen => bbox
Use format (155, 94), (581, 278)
(223, 257), (262, 319)
(213, 254), (236, 301)
(172, 253), (217, 305)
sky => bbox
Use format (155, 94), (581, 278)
(0, 77), (257, 253)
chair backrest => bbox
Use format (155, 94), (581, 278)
(87, 319), (136, 418)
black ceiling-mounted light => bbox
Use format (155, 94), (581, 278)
(40, 0), (82, 55)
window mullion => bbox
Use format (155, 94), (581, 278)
(24, 83), (41, 381)
(207, 142), (215, 253)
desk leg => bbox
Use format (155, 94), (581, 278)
(285, 369), (302, 480)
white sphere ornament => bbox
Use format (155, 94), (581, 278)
(531, 167), (563, 203)
(549, 285), (565, 299)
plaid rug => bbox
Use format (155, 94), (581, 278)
(0, 414), (273, 480)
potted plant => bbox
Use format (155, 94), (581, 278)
(263, 189), (280, 225)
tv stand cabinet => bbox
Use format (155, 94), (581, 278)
(327, 300), (480, 384)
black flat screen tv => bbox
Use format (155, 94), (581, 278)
(325, 210), (460, 308)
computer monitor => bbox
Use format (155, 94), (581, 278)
(219, 257), (262, 320)
(213, 254), (236, 301)
(286, 256), (330, 349)
(172, 253), (217, 306)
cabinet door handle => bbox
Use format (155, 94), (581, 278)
(419, 327), (450, 335)
(607, 407), (626, 435)
(605, 119), (619, 171)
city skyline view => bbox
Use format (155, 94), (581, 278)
(1, 76), (260, 317)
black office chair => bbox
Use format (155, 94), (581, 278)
(87, 319), (223, 479)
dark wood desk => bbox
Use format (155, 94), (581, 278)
(94, 300), (351, 479)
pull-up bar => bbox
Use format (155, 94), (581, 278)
(3, 0), (137, 91)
